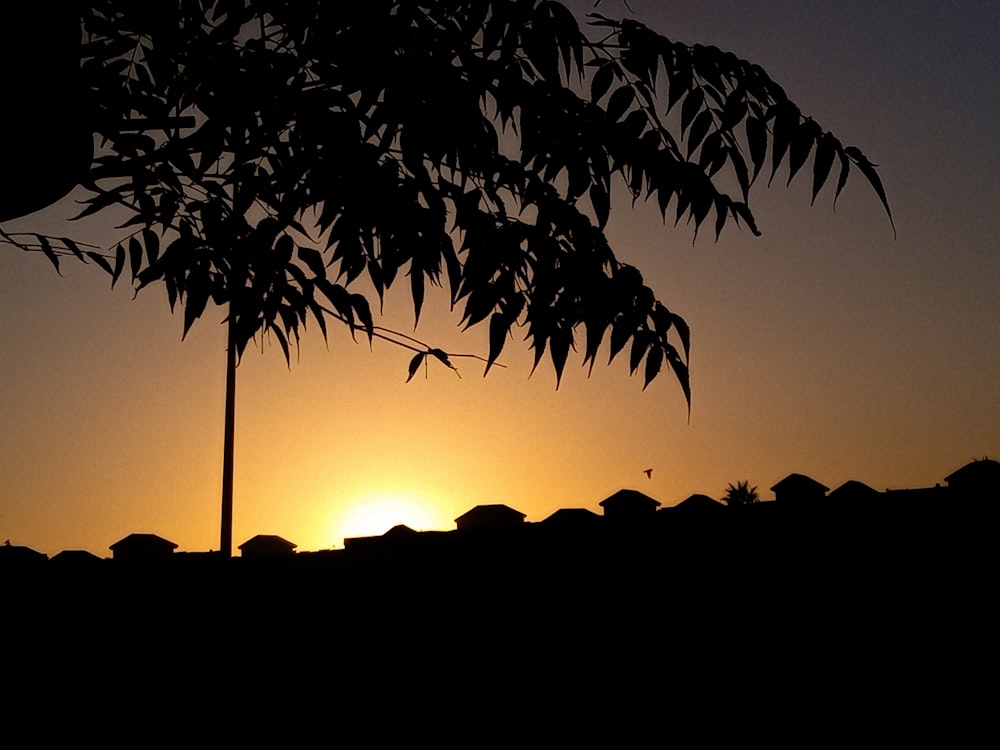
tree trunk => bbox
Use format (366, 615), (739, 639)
(220, 304), (237, 557)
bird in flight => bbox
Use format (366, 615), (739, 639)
(643, 468), (653, 479)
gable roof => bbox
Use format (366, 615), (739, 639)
(770, 473), (829, 495)
(674, 493), (724, 511)
(0, 543), (48, 565)
(828, 480), (880, 502)
(109, 533), (178, 554)
(454, 504), (526, 531)
(50, 549), (104, 565)
(382, 524), (419, 538)
(238, 534), (297, 556)
(598, 489), (661, 516)
(944, 458), (1000, 489)
(542, 507), (603, 528)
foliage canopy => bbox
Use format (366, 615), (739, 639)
(723, 480), (760, 507)
(29, 0), (891, 404)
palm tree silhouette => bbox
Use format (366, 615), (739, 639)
(723, 480), (759, 507)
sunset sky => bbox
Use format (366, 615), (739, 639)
(2, 0), (998, 556)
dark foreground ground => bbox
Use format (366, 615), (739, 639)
(4, 504), (995, 742)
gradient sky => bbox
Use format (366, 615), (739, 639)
(2, 0), (998, 556)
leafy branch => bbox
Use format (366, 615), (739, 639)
(17, 0), (893, 407)
(281, 302), (504, 382)
(0, 228), (113, 275)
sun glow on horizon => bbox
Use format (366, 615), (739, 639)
(332, 491), (449, 545)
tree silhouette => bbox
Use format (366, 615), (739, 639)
(723, 480), (760, 507)
(6, 1), (891, 555)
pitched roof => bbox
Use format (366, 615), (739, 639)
(50, 549), (104, 565)
(0, 544), (48, 564)
(770, 473), (829, 494)
(238, 534), (297, 555)
(454, 504), (526, 530)
(383, 524), (419, 538)
(598, 489), (661, 515)
(541, 507), (603, 527)
(109, 533), (178, 552)
(828, 480), (880, 502)
(674, 493), (724, 511)
(944, 458), (1000, 488)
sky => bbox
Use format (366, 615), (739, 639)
(2, 0), (998, 556)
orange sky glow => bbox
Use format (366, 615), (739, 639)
(2, 0), (998, 556)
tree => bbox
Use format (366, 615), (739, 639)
(723, 480), (760, 507)
(4, 0), (891, 555)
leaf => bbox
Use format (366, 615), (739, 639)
(685, 109), (714, 158)
(719, 87), (748, 132)
(351, 294), (374, 344)
(307, 299), (329, 342)
(38, 236), (60, 274)
(643, 345), (663, 390)
(86, 251), (114, 276)
(589, 183), (610, 228)
(672, 312), (691, 362)
(111, 243), (126, 287)
(680, 88), (704, 136)
(58, 237), (86, 262)
(129, 236), (144, 279)
(461, 287), (497, 329)
(317, 278), (354, 327)
(620, 22), (659, 86)
(142, 228), (160, 266)
(405, 352), (425, 383)
(590, 61), (615, 103)
(619, 109), (648, 142)
(605, 85), (634, 123)
(667, 349), (692, 414)
(429, 348), (454, 369)
(182, 276), (209, 340)
(582, 315), (607, 375)
(746, 115), (768, 184)
(834, 149), (851, 206)
(729, 200), (761, 237)
(297, 245), (326, 279)
(786, 119), (820, 186)
(135, 264), (164, 292)
(410, 268), (425, 327)
(768, 102), (800, 186)
(713, 196), (728, 240)
(269, 322), (291, 364)
(629, 333), (650, 375)
(550, 330), (571, 389)
(486, 312), (509, 376)
(844, 146), (895, 234)
(727, 140), (751, 200)
(811, 132), (837, 205)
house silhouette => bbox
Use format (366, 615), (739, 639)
(599, 489), (660, 518)
(673, 493), (725, 512)
(12, 456), (999, 567)
(771, 474), (829, 504)
(541, 507), (603, 530)
(0, 542), (48, 568)
(238, 534), (297, 559)
(828, 480), (881, 505)
(455, 504), (526, 531)
(50, 549), (104, 567)
(944, 457), (1000, 498)
(109, 533), (178, 561)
